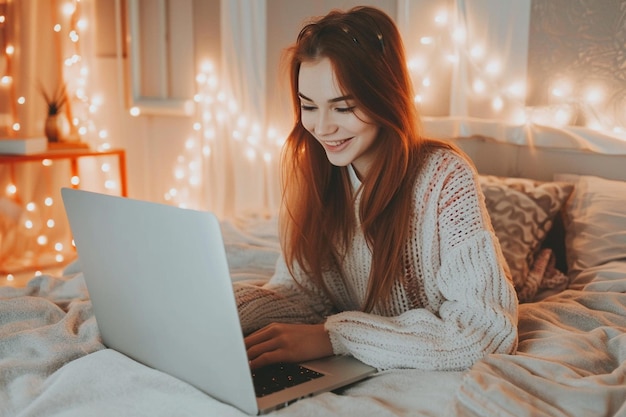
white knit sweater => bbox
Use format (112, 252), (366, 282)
(234, 148), (518, 371)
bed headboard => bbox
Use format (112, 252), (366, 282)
(423, 118), (626, 182)
(447, 136), (626, 182)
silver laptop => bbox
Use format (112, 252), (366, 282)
(61, 188), (376, 415)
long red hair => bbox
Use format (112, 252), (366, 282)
(281, 6), (446, 312)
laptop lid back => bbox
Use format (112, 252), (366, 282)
(61, 188), (258, 415)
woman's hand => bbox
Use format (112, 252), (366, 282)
(244, 323), (333, 369)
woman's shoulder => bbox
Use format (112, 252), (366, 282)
(420, 139), (477, 177)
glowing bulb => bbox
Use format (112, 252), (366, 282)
(24, 220), (34, 229)
(130, 107), (141, 117)
(485, 60), (501, 76)
(62, 3), (75, 16)
(26, 202), (36, 212)
(452, 27), (466, 44)
(54, 24), (61, 32)
(6, 274), (14, 282)
(55, 254), (65, 263)
(507, 81), (526, 98)
(5, 45), (14, 55)
(101, 163), (111, 173)
(17, 96), (26, 104)
(12, 123), (20, 131)
(472, 79), (486, 94)
(42, 159), (53, 167)
(105, 180), (116, 190)
(45, 197), (53, 206)
(585, 87), (604, 104)
(55, 242), (64, 251)
(551, 80), (572, 98)
(491, 96), (504, 112)
(77, 19), (88, 30)
(47, 219), (55, 228)
(434, 10), (448, 25)
(0, 76), (11, 85)
(470, 45), (484, 59)
(37, 235), (48, 245)
(71, 176), (80, 186)
(6, 184), (17, 195)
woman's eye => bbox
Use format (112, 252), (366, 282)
(300, 104), (317, 111)
(336, 106), (356, 113)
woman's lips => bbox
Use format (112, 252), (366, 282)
(322, 137), (353, 151)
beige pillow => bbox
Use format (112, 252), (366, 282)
(479, 175), (574, 302)
(555, 174), (626, 288)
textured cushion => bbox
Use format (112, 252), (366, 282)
(479, 175), (574, 302)
(555, 174), (626, 288)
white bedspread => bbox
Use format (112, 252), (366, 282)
(1, 216), (625, 417)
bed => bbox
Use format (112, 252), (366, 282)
(2, 120), (626, 417)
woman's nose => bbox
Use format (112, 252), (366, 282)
(315, 111), (337, 135)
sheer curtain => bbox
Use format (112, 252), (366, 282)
(209, 0), (280, 218)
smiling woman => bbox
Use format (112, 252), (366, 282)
(298, 58), (379, 176)
(234, 5), (518, 373)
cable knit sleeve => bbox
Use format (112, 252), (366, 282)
(234, 254), (336, 335)
(325, 151), (519, 371)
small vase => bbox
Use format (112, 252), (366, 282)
(45, 114), (62, 143)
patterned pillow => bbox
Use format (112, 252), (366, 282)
(479, 175), (574, 302)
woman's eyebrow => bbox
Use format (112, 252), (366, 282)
(298, 92), (353, 103)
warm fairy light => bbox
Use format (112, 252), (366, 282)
(17, 96), (26, 104)
(130, 107), (141, 116)
(434, 10), (448, 26)
(12, 123), (20, 131)
(37, 235), (48, 246)
(70, 176), (80, 186)
(0, 75), (11, 85)
(470, 45), (485, 59)
(42, 159), (53, 167)
(473, 79), (486, 94)
(24, 220), (34, 229)
(55, 243), (64, 251)
(54, 24), (62, 32)
(5, 45), (14, 55)
(485, 60), (501, 76)
(44, 197), (53, 206)
(62, 3), (75, 16)
(26, 202), (36, 212)
(55, 254), (65, 263)
(6, 184), (17, 195)
(585, 87), (604, 104)
(491, 96), (504, 112)
(47, 219), (55, 228)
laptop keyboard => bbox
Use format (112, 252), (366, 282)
(252, 362), (325, 398)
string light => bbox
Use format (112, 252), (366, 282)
(408, 7), (625, 134)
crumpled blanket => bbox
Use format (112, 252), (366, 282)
(2, 216), (626, 416)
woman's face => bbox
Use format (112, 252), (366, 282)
(298, 57), (379, 178)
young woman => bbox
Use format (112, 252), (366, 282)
(234, 6), (518, 371)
